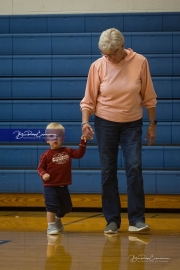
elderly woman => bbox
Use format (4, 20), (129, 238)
(80, 28), (157, 234)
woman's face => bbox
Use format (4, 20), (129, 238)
(101, 44), (125, 63)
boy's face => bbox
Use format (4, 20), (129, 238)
(46, 129), (65, 149)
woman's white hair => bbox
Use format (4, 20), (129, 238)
(98, 28), (124, 52)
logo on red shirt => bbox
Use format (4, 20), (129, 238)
(52, 152), (69, 164)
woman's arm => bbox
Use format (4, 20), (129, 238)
(81, 109), (94, 140)
(145, 107), (157, 146)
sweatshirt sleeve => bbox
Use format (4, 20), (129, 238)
(140, 58), (157, 109)
(70, 138), (87, 159)
(37, 152), (48, 178)
(80, 62), (100, 114)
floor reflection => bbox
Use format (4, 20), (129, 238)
(0, 211), (179, 270)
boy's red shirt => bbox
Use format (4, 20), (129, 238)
(37, 139), (86, 186)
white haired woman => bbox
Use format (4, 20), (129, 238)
(80, 28), (157, 234)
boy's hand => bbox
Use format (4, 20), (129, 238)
(81, 135), (87, 142)
(43, 173), (50, 181)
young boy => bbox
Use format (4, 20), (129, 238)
(37, 122), (87, 235)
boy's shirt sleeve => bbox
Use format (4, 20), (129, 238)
(37, 152), (48, 178)
(70, 138), (87, 159)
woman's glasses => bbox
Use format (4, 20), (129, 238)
(101, 48), (119, 58)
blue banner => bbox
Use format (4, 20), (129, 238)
(0, 129), (47, 143)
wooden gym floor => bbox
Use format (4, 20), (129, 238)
(0, 210), (180, 270)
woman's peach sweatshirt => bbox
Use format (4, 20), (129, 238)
(80, 48), (157, 123)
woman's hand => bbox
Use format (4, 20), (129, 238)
(82, 123), (94, 140)
(145, 124), (156, 146)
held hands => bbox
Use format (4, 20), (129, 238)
(145, 124), (156, 146)
(43, 173), (50, 181)
(82, 123), (94, 141)
(81, 135), (87, 142)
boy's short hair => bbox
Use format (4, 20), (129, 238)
(45, 122), (65, 134)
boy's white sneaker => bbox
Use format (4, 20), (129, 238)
(47, 224), (59, 235)
(55, 218), (64, 232)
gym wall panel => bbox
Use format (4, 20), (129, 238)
(0, 56), (12, 76)
(52, 33), (91, 55)
(0, 101), (12, 121)
(52, 101), (81, 121)
(47, 15), (85, 33)
(0, 123), (11, 143)
(0, 17), (9, 34)
(69, 170), (102, 193)
(0, 34), (12, 55)
(141, 147), (164, 168)
(143, 171), (156, 194)
(172, 123), (180, 144)
(152, 122), (172, 144)
(79, 146), (105, 169)
(124, 13), (163, 32)
(143, 100), (173, 121)
(12, 78), (51, 98)
(52, 77), (86, 98)
(173, 32), (180, 53)
(25, 170), (44, 193)
(146, 54), (173, 76)
(13, 56), (51, 76)
(0, 78), (11, 98)
(156, 171), (180, 194)
(13, 34), (51, 55)
(164, 146), (180, 169)
(0, 146), (38, 168)
(173, 77), (180, 98)
(0, 170), (24, 192)
(163, 13), (180, 31)
(173, 101), (180, 121)
(132, 33), (172, 53)
(173, 54), (180, 75)
(52, 55), (91, 76)
(9, 15), (47, 33)
(85, 14), (124, 32)
(12, 101), (52, 121)
(152, 77), (172, 98)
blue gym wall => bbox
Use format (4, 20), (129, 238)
(0, 12), (180, 197)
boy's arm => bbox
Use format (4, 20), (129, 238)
(37, 153), (48, 178)
(70, 137), (87, 159)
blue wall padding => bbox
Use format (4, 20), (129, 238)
(13, 55), (51, 76)
(0, 34), (12, 55)
(156, 171), (180, 194)
(13, 34), (51, 55)
(1, 146), (180, 170)
(1, 100), (180, 122)
(0, 13), (180, 34)
(0, 56), (12, 76)
(0, 122), (180, 145)
(0, 169), (179, 194)
(1, 77), (180, 99)
(0, 12), (179, 196)
(132, 33), (172, 53)
(52, 33), (91, 54)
